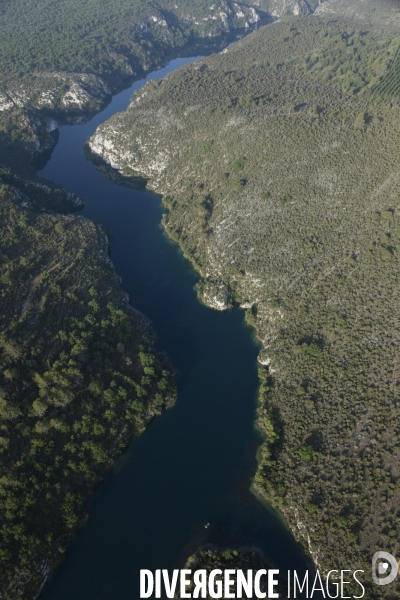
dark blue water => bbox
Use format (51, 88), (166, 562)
(39, 55), (310, 600)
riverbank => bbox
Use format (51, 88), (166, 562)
(36, 51), (311, 600)
(84, 2), (400, 594)
(0, 188), (176, 600)
(1, 6), (322, 599)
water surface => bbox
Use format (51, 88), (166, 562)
(39, 51), (310, 600)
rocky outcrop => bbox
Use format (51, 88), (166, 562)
(0, 73), (111, 113)
(0, 91), (15, 111)
(256, 0), (321, 17)
(199, 281), (232, 311)
(60, 75), (110, 109)
(202, 1), (318, 29)
(26, 114), (59, 151)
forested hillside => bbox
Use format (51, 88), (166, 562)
(0, 27), (179, 596)
(0, 180), (176, 599)
(0, 0), (319, 115)
(88, 0), (400, 595)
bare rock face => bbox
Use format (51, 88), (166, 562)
(256, 0), (320, 17)
(313, 0), (366, 18)
(0, 91), (14, 111)
(199, 281), (232, 311)
(27, 114), (59, 152)
(213, 1), (319, 29)
(60, 74), (111, 109)
(0, 73), (111, 113)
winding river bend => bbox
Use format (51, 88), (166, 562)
(39, 49), (310, 600)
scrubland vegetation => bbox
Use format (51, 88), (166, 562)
(0, 0), (346, 597)
(88, 1), (400, 594)
(0, 1), (321, 596)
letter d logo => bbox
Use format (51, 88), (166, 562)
(372, 552), (398, 586)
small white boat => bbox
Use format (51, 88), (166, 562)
(204, 522), (210, 529)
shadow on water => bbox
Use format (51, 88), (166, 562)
(31, 130), (60, 171)
(38, 37), (312, 600)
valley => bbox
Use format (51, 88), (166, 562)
(87, 1), (400, 595)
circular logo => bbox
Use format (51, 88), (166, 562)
(372, 552), (398, 586)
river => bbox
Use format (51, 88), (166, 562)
(39, 46), (310, 600)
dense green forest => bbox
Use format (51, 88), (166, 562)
(88, 0), (400, 595)
(0, 180), (176, 599)
(0, 0), (222, 82)
(0, 47), (177, 597)
(0, 0), (320, 114)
